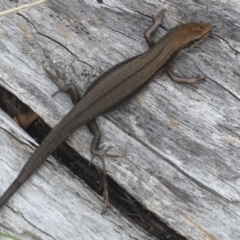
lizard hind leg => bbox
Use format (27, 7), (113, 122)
(88, 119), (119, 213)
(45, 69), (113, 213)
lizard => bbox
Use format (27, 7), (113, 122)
(0, 10), (212, 212)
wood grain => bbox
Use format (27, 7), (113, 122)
(0, 0), (239, 239)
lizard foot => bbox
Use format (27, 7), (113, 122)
(90, 145), (115, 166)
(165, 68), (206, 84)
(90, 146), (120, 213)
(101, 182), (110, 214)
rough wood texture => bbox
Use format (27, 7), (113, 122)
(0, 0), (240, 240)
(0, 109), (154, 240)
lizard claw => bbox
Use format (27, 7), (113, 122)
(153, 9), (165, 25)
(182, 75), (206, 84)
(191, 75), (206, 83)
(165, 68), (206, 84)
(101, 186), (110, 214)
(89, 146), (113, 166)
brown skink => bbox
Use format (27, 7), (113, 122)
(0, 10), (212, 212)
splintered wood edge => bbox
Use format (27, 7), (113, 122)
(0, 0), (48, 17)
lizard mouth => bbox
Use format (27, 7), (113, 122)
(187, 30), (212, 49)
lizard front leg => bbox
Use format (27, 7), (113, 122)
(145, 10), (206, 84)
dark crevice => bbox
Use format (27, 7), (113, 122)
(0, 85), (186, 240)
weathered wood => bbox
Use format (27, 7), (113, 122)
(0, 0), (240, 240)
(0, 109), (155, 240)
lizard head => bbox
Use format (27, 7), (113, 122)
(173, 22), (212, 48)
